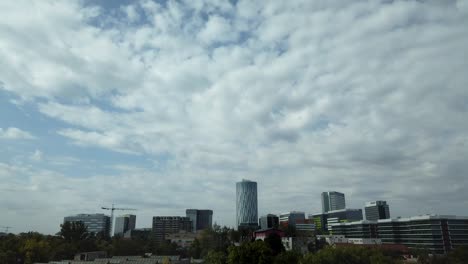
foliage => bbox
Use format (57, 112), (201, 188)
(264, 233), (285, 256)
(204, 250), (226, 264)
(279, 224), (297, 237)
(449, 246), (468, 264)
(227, 240), (273, 264)
(274, 250), (302, 264)
(301, 246), (395, 264)
(59, 221), (90, 242)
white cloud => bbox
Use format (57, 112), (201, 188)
(1, 0), (468, 233)
(31, 149), (43, 162)
(0, 127), (35, 140)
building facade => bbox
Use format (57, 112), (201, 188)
(321, 191), (346, 213)
(63, 214), (111, 235)
(114, 214), (136, 236)
(259, 214), (279, 230)
(330, 215), (468, 254)
(152, 216), (192, 242)
(186, 209), (213, 232)
(312, 209), (363, 232)
(236, 179), (258, 229)
(279, 211), (306, 228)
(365, 201), (390, 221)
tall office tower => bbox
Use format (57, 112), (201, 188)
(186, 209), (213, 232)
(321, 191), (346, 213)
(259, 214), (279, 229)
(114, 214), (136, 236)
(365, 201), (390, 221)
(152, 216), (192, 242)
(236, 179), (258, 229)
(63, 214), (111, 235)
(279, 211), (306, 227)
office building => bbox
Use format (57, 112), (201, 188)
(63, 214), (111, 235)
(236, 179), (258, 229)
(365, 201), (390, 221)
(186, 209), (213, 232)
(152, 216), (192, 242)
(259, 214), (279, 229)
(329, 215), (468, 254)
(321, 191), (346, 213)
(312, 208), (363, 232)
(114, 214), (136, 236)
(279, 211), (306, 228)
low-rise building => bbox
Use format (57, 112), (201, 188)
(254, 228), (285, 240)
(282, 237), (315, 254)
(330, 214), (468, 254)
(63, 214), (111, 235)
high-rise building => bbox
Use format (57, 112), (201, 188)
(236, 179), (258, 229)
(321, 191), (346, 213)
(152, 216), (192, 242)
(365, 201), (390, 221)
(279, 211), (306, 228)
(330, 215), (468, 255)
(63, 214), (111, 235)
(114, 214), (136, 236)
(186, 209), (213, 232)
(259, 214), (279, 229)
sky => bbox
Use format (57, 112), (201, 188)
(1, 0), (468, 235)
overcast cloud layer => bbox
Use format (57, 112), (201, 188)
(1, 0), (468, 234)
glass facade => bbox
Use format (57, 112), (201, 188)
(330, 215), (468, 254)
(186, 209), (213, 232)
(63, 213), (111, 235)
(321, 191), (346, 213)
(365, 201), (390, 221)
(236, 179), (258, 228)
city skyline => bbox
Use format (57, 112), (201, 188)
(1, 0), (468, 235)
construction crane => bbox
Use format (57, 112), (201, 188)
(101, 204), (136, 237)
(0, 226), (12, 233)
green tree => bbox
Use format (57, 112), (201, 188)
(227, 240), (273, 264)
(274, 250), (301, 264)
(301, 246), (395, 264)
(204, 250), (226, 264)
(60, 221), (90, 242)
(264, 233), (284, 256)
(21, 238), (51, 264)
(449, 246), (468, 264)
(189, 238), (202, 258)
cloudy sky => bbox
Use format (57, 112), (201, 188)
(1, 0), (468, 234)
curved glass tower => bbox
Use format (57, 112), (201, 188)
(236, 179), (258, 228)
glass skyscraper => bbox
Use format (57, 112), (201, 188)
(365, 201), (390, 221)
(114, 214), (136, 236)
(321, 191), (346, 213)
(236, 179), (258, 229)
(186, 209), (213, 232)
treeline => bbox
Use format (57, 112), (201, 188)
(1, 223), (467, 264)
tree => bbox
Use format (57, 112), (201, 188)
(60, 221), (90, 242)
(449, 246), (468, 264)
(274, 250), (301, 264)
(264, 233), (284, 256)
(301, 246), (395, 264)
(189, 238), (202, 258)
(227, 240), (273, 264)
(204, 250), (226, 264)
(21, 238), (51, 264)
